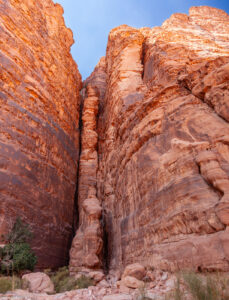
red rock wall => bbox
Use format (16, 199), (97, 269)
(70, 59), (107, 274)
(71, 6), (229, 274)
(0, 0), (81, 268)
(70, 85), (103, 273)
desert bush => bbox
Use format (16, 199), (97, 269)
(1, 243), (37, 274)
(75, 275), (94, 289)
(51, 266), (73, 293)
(0, 276), (22, 294)
(183, 272), (219, 300)
(167, 271), (229, 300)
(51, 267), (94, 293)
(0, 217), (37, 275)
(174, 277), (184, 300)
(165, 276), (184, 300)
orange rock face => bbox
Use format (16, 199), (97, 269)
(1, 1), (229, 274)
(0, 0), (81, 268)
(70, 85), (103, 273)
(70, 6), (229, 273)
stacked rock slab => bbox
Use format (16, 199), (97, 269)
(70, 85), (103, 273)
(70, 6), (229, 273)
(0, 0), (81, 268)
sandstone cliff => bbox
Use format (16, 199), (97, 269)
(0, 0), (81, 268)
(70, 6), (229, 274)
(1, 1), (229, 275)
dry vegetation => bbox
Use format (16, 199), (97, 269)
(167, 272), (229, 300)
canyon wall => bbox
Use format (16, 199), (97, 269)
(70, 6), (229, 274)
(0, 0), (81, 268)
(1, 1), (229, 275)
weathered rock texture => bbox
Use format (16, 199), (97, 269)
(70, 85), (103, 273)
(0, 0), (81, 268)
(70, 6), (229, 274)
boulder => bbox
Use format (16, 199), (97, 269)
(22, 272), (54, 294)
(122, 263), (146, 280)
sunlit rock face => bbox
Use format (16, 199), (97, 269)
(0, 0), (81, 268)
(69, 58), (107, 274)
(70, 6), (229, 274)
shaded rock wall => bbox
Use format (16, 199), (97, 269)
(0, 0), (81, 268)
(70, 6), (229, 274)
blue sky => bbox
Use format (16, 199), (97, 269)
(54, 0), (229, 79)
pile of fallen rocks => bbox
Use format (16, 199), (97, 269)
(0, 264), (176, 299)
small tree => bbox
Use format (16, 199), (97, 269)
(0, 217), (37, 277)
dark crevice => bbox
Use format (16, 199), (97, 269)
(66, 93), (83, 265)
(141, 40), (146, 80)
(72, 90), (84, 237)
(101, 210), (112, 274)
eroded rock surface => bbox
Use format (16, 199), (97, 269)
(71, 6), (229, 273)
(70, 85), (103, 273)
(1, 0), (229, 276)
(0, 0), (81, 268)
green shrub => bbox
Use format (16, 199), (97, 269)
(0, 276), (22, 294)
(51, 267), (94, 293)
(75, 275), (94, 289)
(51, 266), (77, 293)
(11, 243), (36, 272)
(0, 217), (37, 275)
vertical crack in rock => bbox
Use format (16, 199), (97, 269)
(97, 25), (147, 272)
(101, 210), (110, 274)
(72, 91), (84, 235)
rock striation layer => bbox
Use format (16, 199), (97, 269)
(70, 6), (229, 274)
(0, 0), (81, 268)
